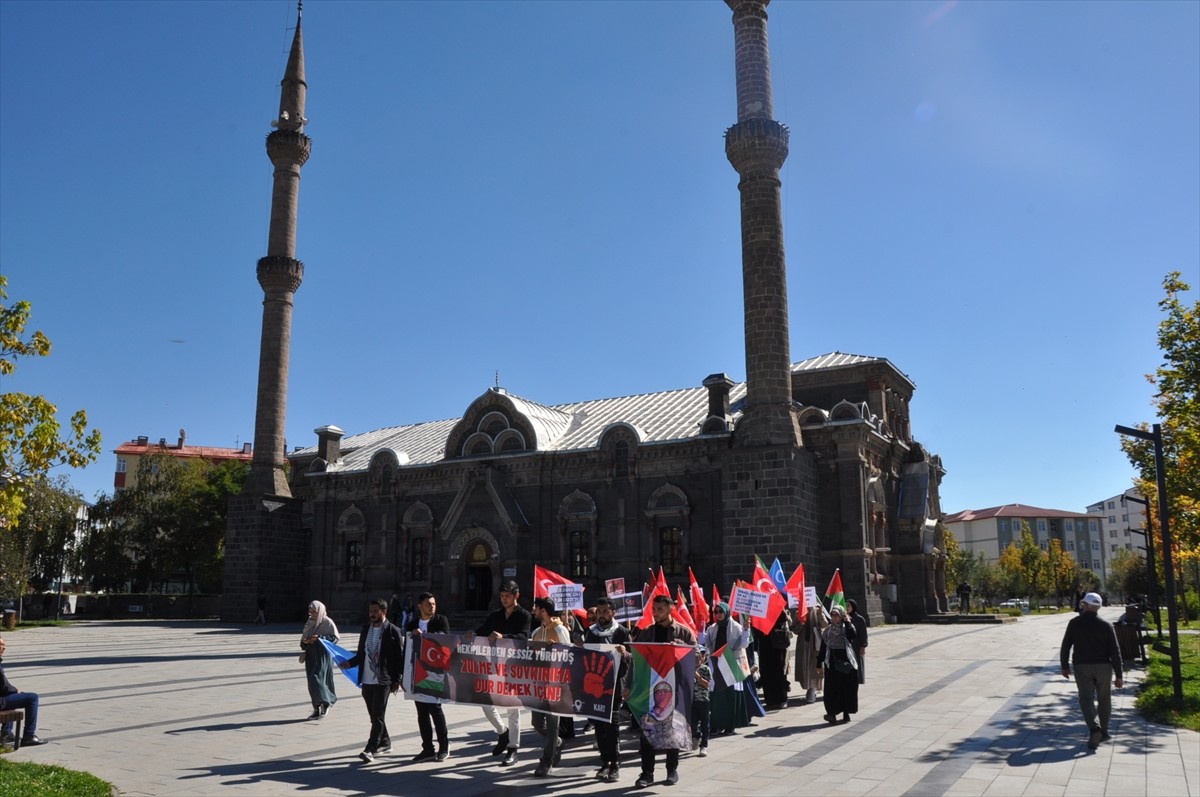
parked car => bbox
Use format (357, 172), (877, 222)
(998, 599), (1029, 608)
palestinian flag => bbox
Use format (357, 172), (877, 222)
(826, 569), (847, 611)
(629, 643), (695, 751)
(712, 642), (748, 691)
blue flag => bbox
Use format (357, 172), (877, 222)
(769, 557), (788, 595)
(319, 638), (360, 686)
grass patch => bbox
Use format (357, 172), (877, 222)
(0, 758), (113, 797)
(1135, 633), (1200, 732)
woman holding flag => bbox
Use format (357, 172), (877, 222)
(820, 605), (859, 723)
(702, 602), (751, 734)
(300, 600), (340, 720)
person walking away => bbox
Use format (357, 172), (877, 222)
(1060, 592), (1123, 749)
(255, 593), (268, 624)
(464, 579), (532, 767)
(632, 594), (697, 788)
(792, 604), (828, 703)
(402, 592), (451, 762)
(0, 633), (46, 747)
(692, 646), (712, 757)
(584, 597), (631, 783)
(846, 599), (869, 685)
(529, 597), (571, 776)
(340, 597), (404, 763)
(956, 582), (971, 615)
(300, 600), (340, 719)
(820, 605), (859, 723)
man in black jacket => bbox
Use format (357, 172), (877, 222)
(401, 592), (451, 762)
(1060, 592), (1124, 749)
(465, 580), (532, 766)
(0, 634), (46, 747)
(341, 598), (405, 763)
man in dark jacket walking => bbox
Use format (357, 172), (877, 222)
(341, 598), (405, 762)
(1060, 592), (1123, 749)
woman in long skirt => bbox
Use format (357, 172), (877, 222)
(301, 600), (340, 720)
(752, 610), (792, 709)
(703, 603), (751, 734)
(820, 605), (859, 723)
(792, 605), (828, 703)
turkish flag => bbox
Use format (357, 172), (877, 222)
(749, 557), (788, 636)
(534, 564), (587, 622)
(786, 563), (807, 617)
(636, 567), (671, 630)
(688, 568), (710, 629)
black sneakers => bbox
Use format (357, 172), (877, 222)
(492, 730), (509, 755)
(1088, 727), (1103, 749)
(411, 749), (437, 763)
(500, 749), (518, 766)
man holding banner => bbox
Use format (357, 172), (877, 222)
(584, 597), (632, 783)
(631, 593), (696, 788)
(464, 580), (532, 767)
(529, 596), (571, 777)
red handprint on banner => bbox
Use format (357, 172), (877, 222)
(582, 652), (615, 699)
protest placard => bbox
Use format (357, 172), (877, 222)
(547, 582), (584, 611)
(605, 577), (625, 597)
(730, 585), (771, 619)
(804, 586), (819, 610)
(613, 591), (643, 622)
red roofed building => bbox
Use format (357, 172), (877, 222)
(113, 433), (253, 491)
(944, 503), (1107, 582)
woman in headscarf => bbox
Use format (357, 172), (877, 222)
(846, 598), (869, 685)
(792, 604), (828, 703)
(702, 603), (751, 734)
(752, 608), (793, 710)
(820, 605), (859, 723)
(300, 600), (340, 720)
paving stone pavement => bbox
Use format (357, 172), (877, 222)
(1, 609), (1195, 796)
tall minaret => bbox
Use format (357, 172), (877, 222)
(246, 3), (309, 497)
(724, 0), (802, 448)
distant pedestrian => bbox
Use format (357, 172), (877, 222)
(401, 592), (450, 762)
(956, 582), (972, 614)
(0, 633), (46, 747)
(340, 597), (405, 763)
(820, 605), (859, 723)
(1060, 592), (1123, 749)
(255, 593), (267, 625)
(300, 600), (340, 720)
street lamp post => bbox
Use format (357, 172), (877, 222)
(1115, 423), (1184, 707)
(1122, 493), (1162, 640)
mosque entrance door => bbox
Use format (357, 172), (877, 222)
(464, 541), (494, 611)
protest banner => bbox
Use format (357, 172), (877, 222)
(403, 633), (621, 722)
(605, 577), (625, 597)
(730, 584), (771, 619)
(804, 586), (819, 611)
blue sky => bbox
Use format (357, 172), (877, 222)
(2, 0), (1197, 515)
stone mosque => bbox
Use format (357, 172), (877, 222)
(222, 1), (948, 627)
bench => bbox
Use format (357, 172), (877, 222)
(0, 708), (24, 749)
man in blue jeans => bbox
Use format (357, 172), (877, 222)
(1060, 592), (1124, 749)
(0, 633), (47, 747)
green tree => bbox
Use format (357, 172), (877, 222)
(1107, 547), (1150, 602)
(1121, 272), (1199, 561)
(1, 276), (101, 526)
(94, 454), (245, 595)
(1046, 538), (1078, 607)
(0, 476), (81, 613)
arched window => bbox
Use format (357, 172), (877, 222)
(570, 529), (592, 579)
(660, 527), (683, 577)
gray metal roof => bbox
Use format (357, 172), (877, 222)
(792, 351), (915, 388)
(294, 351), (904, 475)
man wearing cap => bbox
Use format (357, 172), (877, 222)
(632, 593), (696, 788)
(1060, 592), (1123, 749)
(464, 579), (532, 767)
